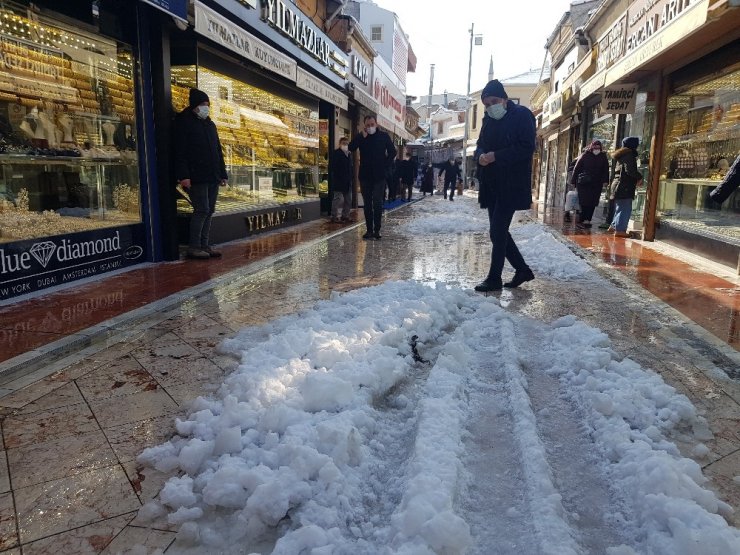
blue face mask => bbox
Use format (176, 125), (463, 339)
(486, 102), (507, 120)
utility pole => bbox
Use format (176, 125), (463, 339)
(428, 63), (435, 165)
(462, 24), (480, 189)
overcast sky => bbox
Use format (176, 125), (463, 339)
(367, 0), (573, 99)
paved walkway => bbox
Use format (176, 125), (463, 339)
(0, 196), (737, 553)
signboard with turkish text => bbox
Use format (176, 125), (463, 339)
(296, 68), (348, 110)
(372, 60), (406, 129)
(600, 83), (638, 114)
(0, 225), (146, 301)
(194, 2), (297, 82)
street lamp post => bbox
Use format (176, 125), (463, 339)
(462, 24), (481, 189)
(428, 63), (435, 165)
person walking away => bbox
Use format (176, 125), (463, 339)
(570, 140), (609, 227)
(386, 157), (398, 202)
(330, 137), (353, 223)
(421, 163), (435, 196)
(474, 79), (536, 292)
(396, 151), (416, 201)
(436, 157), (461, 201)
(174, 88), (228, 259)
(348, 115), (396, 240)
(609, 136), (642, 238)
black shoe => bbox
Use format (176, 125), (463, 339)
(363, 232), (373, 240)
(504, 268), (535, 288)
(474, 278), (503, 292)
(373, 233), (382, 240)
(443, 195), (447, 199)
(449, 197), (454, 201)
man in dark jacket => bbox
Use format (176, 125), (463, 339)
(330, 137), (353, 222)
(435, 158), (461, 201)
(396, 151), (416, 201)
(348, 115), (397, 240)
(474, 79), (536, 292)
(173, 88), (228, 259)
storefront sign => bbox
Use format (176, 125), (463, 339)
(352, 55), (369, 85)
(545, 92), (563, 120)
(261, 0), (347, 77)
(0, 227), (145, 301)
(352, 86), (379, 113)
(596, 15), (627, 72)
(372, 60), (405, 128)
(579, 71), (606, 101)
(246, 207), (302, 232)
(194, 2), (297, 81)
(600, 83), (637, 113)
(296, 67), (348, 109)
(283, 113), (319, 139)
(139, 0), (187, 22)
(606, 0), (708, 85)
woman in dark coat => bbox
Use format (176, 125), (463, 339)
(569, 140), (609, 227)
(420, 164), (435, 196)
(609, 136), (642, 237)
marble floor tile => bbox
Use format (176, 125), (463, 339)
(76, 356), (160, 402)
(103, 415), (177, 464)
(141, 356), (224, 388)
(0, 492), (17, 551)
(703, 449), (740, 527)
(0, 378), (69, 410)
(14, 464), (141, 544)
(122, 461), (172, 504)
(0, 452), (8, 494)
(0, 549), (19, 554)
(88, 389), (179, 429)
(99, 525), (175, 554)
(7, 429), (117, 488)
(15, 382), (86, 416)
(19, 513), (134, 555)
(165, 380), (220, 408)
(2, 402), (98, 449)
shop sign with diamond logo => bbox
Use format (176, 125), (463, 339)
(29, 241), (57, 268)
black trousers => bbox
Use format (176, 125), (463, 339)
(443, 181), (455, 198)
(361, 178), (385, 234)
(486, 201), (528, 280)
(579, 204), (597, 222)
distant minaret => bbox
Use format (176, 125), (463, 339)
(488, 56), (494, 81)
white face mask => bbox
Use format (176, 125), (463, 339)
(485, 102), (507, 120)
(366, 126), (377, 135)
(340, 145), (348, 152)
(592, 149), (601, 156)
(195, 105), (210, 119)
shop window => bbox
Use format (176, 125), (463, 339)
(171, 65), (320, 215)
(437, 121), (443, 135)
(657, 67), (739, 244)
(0, 1), (141, 244)
(371, 26), (383, 42)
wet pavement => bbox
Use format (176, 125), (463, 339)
(0, 196), (737, 553)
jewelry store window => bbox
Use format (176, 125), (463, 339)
(657, 67), (739, 244)
(171, 64), (320, 216)
(0, 2), (141, 244)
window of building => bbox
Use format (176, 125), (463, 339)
(472, 104), (478, 130)
(371, 26), (382, 41)
(437, 121), (444, 135)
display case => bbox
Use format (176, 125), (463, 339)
(0, 1), (141, 244)
(171, 64), (320, 216)
(657, 67), (740, 244)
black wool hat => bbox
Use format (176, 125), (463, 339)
(189, 88), (210, 108)
(481, 79), (508, 100)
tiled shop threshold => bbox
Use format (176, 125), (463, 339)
(0, 217), (364, 385)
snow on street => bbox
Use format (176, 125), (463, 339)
(137, 196), (740, 554)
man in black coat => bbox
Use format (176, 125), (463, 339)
(436, 157), (461, 200)
(396, 151), (416, 201)
(330, 136), (353, 222)
(173, 88), (228, 259)
(474, 79), (536, 292)
(348, 115), (397, 240)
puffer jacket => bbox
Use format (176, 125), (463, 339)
(610, 147), (641, 200)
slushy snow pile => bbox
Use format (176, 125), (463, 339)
(138, 279), (739, 554)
